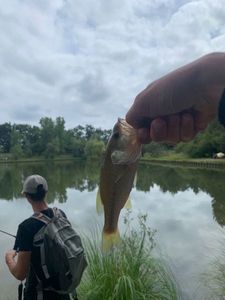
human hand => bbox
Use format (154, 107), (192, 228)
(5, 250), (17, 266)
(126, 53), (225, 144)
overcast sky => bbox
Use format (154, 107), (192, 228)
(1, 0), (225, 129)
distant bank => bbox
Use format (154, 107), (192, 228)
(0, 154), (77, 164)
(141, 157), (225, 169)
(1, 153), (225, 169)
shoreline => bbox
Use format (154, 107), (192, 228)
(1, 155), (225, 169)
(140, 158), (225, 169)
(0, 155), (77, 164)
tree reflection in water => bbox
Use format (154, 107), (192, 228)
(137, 163), (225, 227)
(0, 161), (225, 226)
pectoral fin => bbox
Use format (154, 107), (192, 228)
(124, 197), (131, 209)
(96, 188), (104, 215)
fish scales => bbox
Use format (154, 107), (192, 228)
(97, 118), (142, 251)
(100, 161), (138, 233)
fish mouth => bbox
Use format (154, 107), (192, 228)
(117, 118), (137, 137)
(111, 118), (142, 164)
(111, 149), (141, 164)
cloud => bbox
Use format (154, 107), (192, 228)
(77, 71), (110, 104)
(0, 0), (225, 129)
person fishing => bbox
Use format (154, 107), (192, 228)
(5, 174), (82, 300)
(126, 52), (225, 144)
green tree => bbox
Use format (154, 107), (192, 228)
(143, 142), (169, 157)
(0, 123), (12, 152)
(175, 120), (225, 158)
(84, 138), (105, 159)
(28, 126), (42, 155)
(10, 126), (23, 159)
(72, 138), (85, 158)
(44, 140), (60, 159)
(93, 128), (111, 144)
(39, 117), (55, 154)
(85, 124), (95, 140)
(55, 117), (66, 154)
(8, 124), (42, 157)
(72, 125), (85, 139)
(0, 117), (114, 159)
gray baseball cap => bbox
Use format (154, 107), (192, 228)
(22, 174), (48, 194)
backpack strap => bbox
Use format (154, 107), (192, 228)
(52, 207), (63, 218)
(31, 212), (52, 225)
(36, 281), (44, 300)
(32, 213), (52, 281)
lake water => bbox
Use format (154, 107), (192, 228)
(0, 160), (225, 300)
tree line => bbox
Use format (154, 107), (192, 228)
(142, 120), (225, 158)
(0, 117), (112, 159)
(1, 117), (224, 160)
(175, 120), (225, 158)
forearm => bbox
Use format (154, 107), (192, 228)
(5, 250), (29, 281)
(6, 264), (26, 281)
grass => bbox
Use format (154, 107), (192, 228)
(201, 237), (225, 300)
(142, 151), (225, 170)
(143, 151), (189, 161)
(77, 213), (181, 300)
(0, 154), (77, 163)
(143, 151), (225, 162)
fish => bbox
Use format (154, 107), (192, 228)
(96, 118), (142, 251)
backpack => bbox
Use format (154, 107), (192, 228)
(31, 207), (87, 296)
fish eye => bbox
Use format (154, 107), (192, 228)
(113, 131), (120, 139)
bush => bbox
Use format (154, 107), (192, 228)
(10, 144), (23, 160)
(84, 138), (105, 160)
(175, 121), (225, 158)
(143, 142), (170, 158)
(77, 213), (180, 300)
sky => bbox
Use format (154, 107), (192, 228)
(1, 0), (225, 130)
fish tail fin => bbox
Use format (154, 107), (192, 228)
(102, 230), (121, 252)
(96, 188), (104, 215)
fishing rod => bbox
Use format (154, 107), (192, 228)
(0, 229), (16, 238)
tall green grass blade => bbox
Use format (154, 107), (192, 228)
(77, 212), (182, 300)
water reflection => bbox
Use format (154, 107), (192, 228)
(1, 161), (225, 299)
(137, 163), (225, 227)
(0, 161), (225, 227)
(0, 160), (100, 203)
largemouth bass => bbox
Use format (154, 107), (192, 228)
(97, 118), (142, 251)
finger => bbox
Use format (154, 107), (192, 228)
(180, 113), (195, 142)
(166, 115), (180, 144)
(150, 118), (167, 142)
(137, 128), (151, 144)
(126, 88), (154, 129)
(194, 110), (214, 133)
